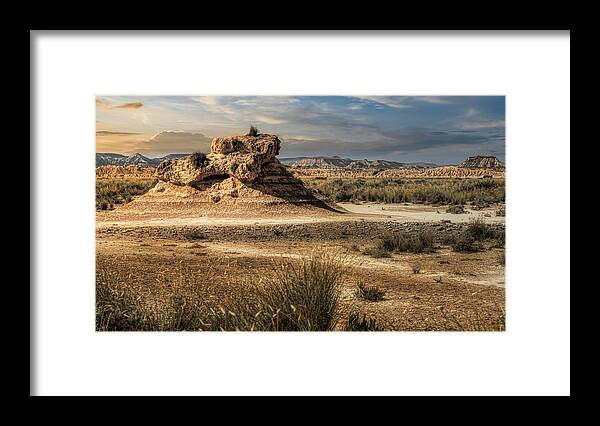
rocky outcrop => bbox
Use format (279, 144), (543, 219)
(460, 156), (504, 169)
(156, 134), (281, 185)
(109, 132), (341, 218)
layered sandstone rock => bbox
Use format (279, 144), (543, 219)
(112, 132), (339, 218)
(157, 134), (281, 185)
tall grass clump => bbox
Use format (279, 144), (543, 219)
(96, 252), (347, 332)
(345, 312), (385, 331)
(248, 252), (346, 330)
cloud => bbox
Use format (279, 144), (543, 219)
(356, 97), (414, 109)
(354, 96), (455, 109)
(281, 127), (495, 159)
(254, 115), (288, 125)
(458, 120), (505, 130)
(456, 108), (505, 130)
(418, 96), (454, 105)
(96, 98), (144, 111)
(143, 130), (213, 153)
(187, 96), (373, 133)
(96, 130), (212, 156)
(114, 102), (144, 110)
(96, 130), (142, 136)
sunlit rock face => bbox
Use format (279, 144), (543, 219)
(156, 134), (281, 185)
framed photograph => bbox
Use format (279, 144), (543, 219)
(31, 30), (570, 396)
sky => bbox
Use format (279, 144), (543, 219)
(96, 96), (505, 164)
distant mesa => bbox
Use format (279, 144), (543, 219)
(460, 156), (504, 170)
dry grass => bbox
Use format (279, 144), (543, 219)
(96, 178), (156, 210)
(345, 312), (385, 331)
(305, 177), (505, 206)
(96, 252), (347, 331)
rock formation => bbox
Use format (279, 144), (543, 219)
(460, 156), (504, 169)
(156, 134), (281, 185)
(113, 132), (340, 218)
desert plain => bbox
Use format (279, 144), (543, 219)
(96, 132), (505, 332)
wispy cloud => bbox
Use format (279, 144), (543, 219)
(96, 98), (144, 111)
(96, 130), (142, 136)
(456, 108), (505, 130)
(419, 96), (454, 105)
(355, 96), (414, 109)
(354, 96), (455, 109)
(143, 131), (212, 154)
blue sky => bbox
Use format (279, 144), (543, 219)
(96, 96), (505, 164)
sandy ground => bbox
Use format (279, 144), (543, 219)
(338, 202), (505, 224)
(97, 202), (505, 228)
(96, 202), (505, 331)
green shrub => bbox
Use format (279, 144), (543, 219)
(449, 232), (482, 252)
(446, 205), (466, 214)
(182, 229), (205, 240)
(466, 218), (494, 241)
(355, 282), (386, 301)
(377, 230), (435, 254)
(492, 228), (505, 248)
(189, 152), (208, 168)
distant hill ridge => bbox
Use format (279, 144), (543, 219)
(96, 153), (189, 167)
(96, 153), (504, 171)
(279, 156), (438, 169)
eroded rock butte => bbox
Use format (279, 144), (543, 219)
(157, 134), (281, 185)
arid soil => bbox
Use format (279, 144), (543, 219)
(97, 201), (505, 331)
